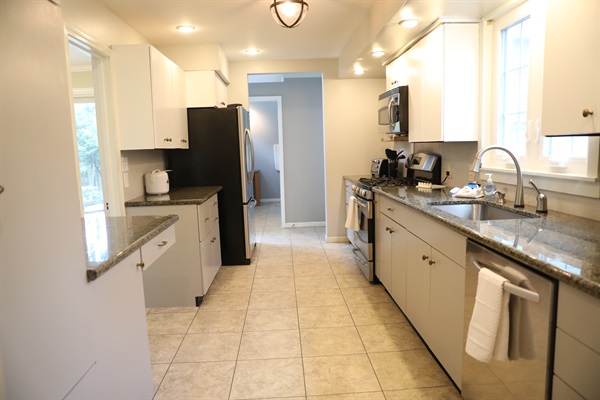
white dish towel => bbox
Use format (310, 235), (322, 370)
(466, 268), (510, 363)
(344, 196), (360, 231)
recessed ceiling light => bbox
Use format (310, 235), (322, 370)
(371, 50), (385, 58)
(354, 66), (365, 75)
(176, 25), (196, 33)
(244, 48), (261, 56)
(399, 19), (419, 28)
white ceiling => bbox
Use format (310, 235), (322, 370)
(98, 0), (509, 79)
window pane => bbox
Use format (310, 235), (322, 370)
(499, 17), (530, 158)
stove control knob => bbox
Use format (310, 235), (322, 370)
(360, 189), (367, 196)
(351, 185), (357, 192)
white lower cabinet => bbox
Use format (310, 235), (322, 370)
(126, 194), (221, 307)
(552, 282), (600, 400)
(375, 193), (466, 386)
(67, 250), (154, 399)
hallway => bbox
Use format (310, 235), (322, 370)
(146, 202), (462, 399)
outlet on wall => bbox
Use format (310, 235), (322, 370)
(446, 163), (453, 179)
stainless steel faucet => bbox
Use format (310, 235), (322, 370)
(470, 146), (524, 208)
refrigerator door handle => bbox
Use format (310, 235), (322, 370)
(245, 128), (255, 185)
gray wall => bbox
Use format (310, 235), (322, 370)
(249, 77), (325, 225)
(249, 99), (281, 200)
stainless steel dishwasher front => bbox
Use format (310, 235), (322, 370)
(462, 240), (557, 400)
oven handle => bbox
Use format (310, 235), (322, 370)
(352, 248), (369, 266)
(352, 196), (372, 219)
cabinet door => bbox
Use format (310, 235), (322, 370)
(198, 201), (212, 241)
(126, 205), (202, 306)
(171, 63), (189, 148)
(390, 222), (408, 310)
(376, 212), (393, 289)
(406, 42), (423, 142)
(405, 232), (431, 340)
(201, 224), (222, 294)
(150, 47), (173, 148)
(419, 25), (444, 142)
(429, 249), (465, 386)
(541, 0), (599, 136)
(112, 45), (155, 150)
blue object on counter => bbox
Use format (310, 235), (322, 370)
(449, 187), (461, 195)
(465, 182), (479, 189)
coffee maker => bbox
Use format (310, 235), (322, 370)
(406, 152), (442, 184)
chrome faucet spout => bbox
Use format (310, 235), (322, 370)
(470, 146), (524, 208)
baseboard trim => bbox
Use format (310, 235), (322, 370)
(282, 221), (326, 228)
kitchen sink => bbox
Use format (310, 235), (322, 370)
(431, 202), (538, 221)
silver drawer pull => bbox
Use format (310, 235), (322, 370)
(211, 237), (217, 243)
(422, 255), (429, 261)
(387, 207), (394, 211)
(157, 240), (168, 247)
(205, 217), (210, 222)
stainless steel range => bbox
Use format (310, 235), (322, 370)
(347, 176), (420, 281)
(347, 152), (443, 282)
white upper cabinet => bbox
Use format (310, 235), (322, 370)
(541, 0), (599, 136)
(414, 23), (479, 142)
(186, 70), (228, 108)
(387, 23), (479, 143)
(112, 44), (188, 150)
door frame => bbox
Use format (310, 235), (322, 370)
(248, 96), (286, 226)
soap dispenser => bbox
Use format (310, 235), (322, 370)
(483, 173), (496, 201)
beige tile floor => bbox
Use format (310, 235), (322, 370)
(146, 202), (463, 399)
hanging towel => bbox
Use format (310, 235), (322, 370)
(345, 196), (360, 231)
(501, 267), (537, 360)
(466, 268), (510, 363)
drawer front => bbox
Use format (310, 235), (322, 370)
(557, 283), (600, 353)
(554, 328), (600, 400)
(377, 194), (402, 222)
(198, 201), (212, 241)
(209, 195), (219, 232)
(140, 225), (176, 270)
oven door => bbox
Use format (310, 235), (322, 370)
(348, 196), (374, 281)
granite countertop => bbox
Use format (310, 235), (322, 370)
(125, 186), (222, 207)
(344, 175), (600, 298)
(84, 213), (179, 282)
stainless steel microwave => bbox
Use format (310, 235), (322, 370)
(378, 86), (408, 136)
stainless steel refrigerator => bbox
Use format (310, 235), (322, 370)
(166, 106), (256, 265)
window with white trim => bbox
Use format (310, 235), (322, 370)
(484, 1), (598, 184)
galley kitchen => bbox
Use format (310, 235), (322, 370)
(1, 0), (598, 399)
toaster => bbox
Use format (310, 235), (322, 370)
(371, 159), (389, 177)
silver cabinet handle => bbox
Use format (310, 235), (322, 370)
(205, 217), (210, 222)
(582, 108), (594, 117)
(429, 260), (436, 266)
(0, 185), (4, 194)
(136, 262), (145, 269)
(157, 241), (168, 247)
(422, 255), (429, 261)
(211, 237), (217, 243)
(387, 207), (394, 211)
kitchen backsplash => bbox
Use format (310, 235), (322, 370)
(121, 150), (166, 201)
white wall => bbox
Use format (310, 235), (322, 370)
(248, 99), (281, 200)
(1, 1), (95, 396)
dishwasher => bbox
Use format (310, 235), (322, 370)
(462, 240), (557, 400)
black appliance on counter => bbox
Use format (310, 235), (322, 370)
(406, 152), (442, 184)
(166, 106), (256, 265)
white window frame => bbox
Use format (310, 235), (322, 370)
(481, 0), (599, 199)
(65, 25), (126, 216)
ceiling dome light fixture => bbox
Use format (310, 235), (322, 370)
(176, 25), (196, 33)
(354, 66), (365, 75)
(371, 50), (385, 58)
(270, 0), (309, 29)
(398, 19), (419, 28)
(244, 48), (261, 56)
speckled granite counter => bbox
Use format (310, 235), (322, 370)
(344, 175), (600, 298)
(124, 186), (222, 207)
(84, 214), (179, 282)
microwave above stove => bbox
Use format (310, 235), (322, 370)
(378, 85), (408, 136)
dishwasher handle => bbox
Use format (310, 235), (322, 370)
(470, 256), (540, 303)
